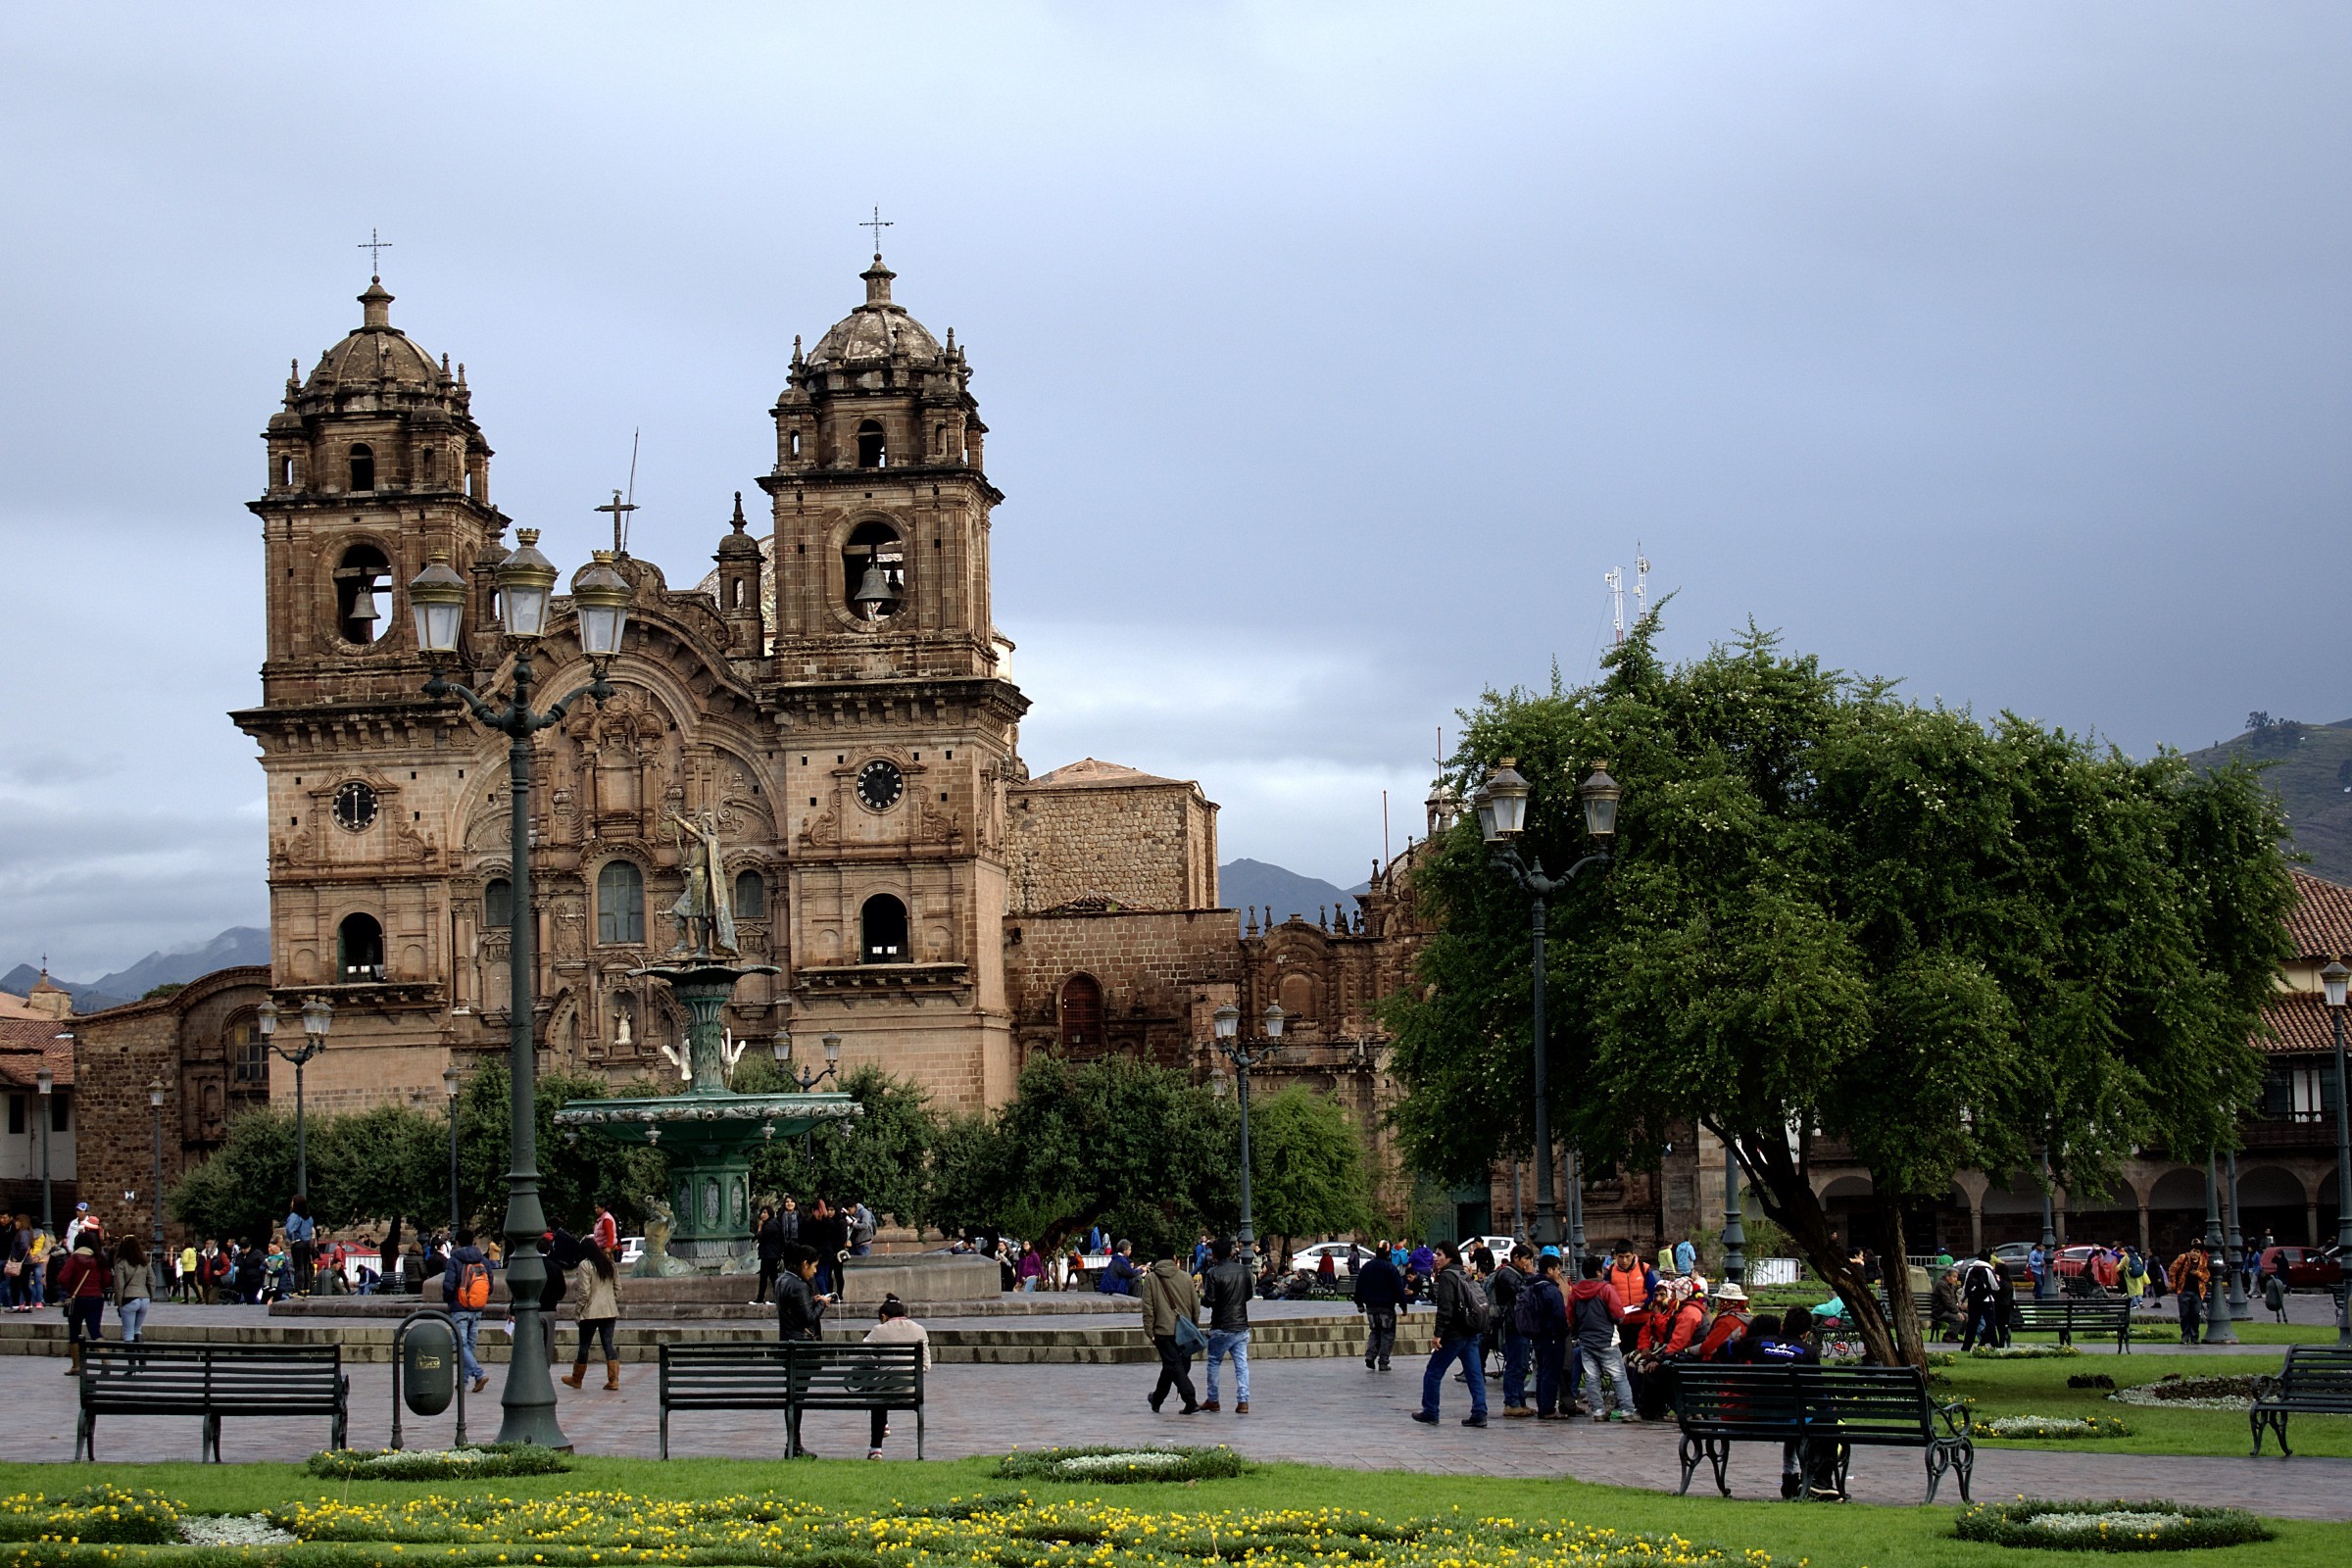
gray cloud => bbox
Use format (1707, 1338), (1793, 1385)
(2, 2), (2347, 970)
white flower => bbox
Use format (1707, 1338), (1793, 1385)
(2024, 1510), (2187, 1535)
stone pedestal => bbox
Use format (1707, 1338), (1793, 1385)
(840, 1251), (1001, 1304)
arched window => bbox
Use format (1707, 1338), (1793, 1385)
(857, 419), (887, 468)
(418, 447), (436, 485)
(348, 443), (375, 492)
(228, 1017), (268, 1087)
(335, 543), (392, 645)
(1058, 974), (1104, 1050)
(276, 455), (293, 489)
(597, 861), (645, 945)
(1277, 971), (1315, 1022)
(859, 894), (907, 963)
(483, 877), (512, 929)
(734, 870), (765, 920)
(338, 912), (386, 981)
(842, 520), (904, 620)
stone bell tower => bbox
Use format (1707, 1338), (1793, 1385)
(760, 252), (1029, 1109)
(231, 274), (509, 1107)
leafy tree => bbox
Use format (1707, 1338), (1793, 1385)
(1246, 1084), (1375, 1258)
(929, 1055), (1238, 1259)
(1388, 619), (2293, 1366)
(455, 1064), (662, 1237)
(141, 983), (185, 1001)
(168, 1106), (304, 1244)
(732, 1059), (940, 1229)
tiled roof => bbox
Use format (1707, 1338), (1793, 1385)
(1025, 758), (1187, 790)
(0, 1018), (74, 1089)
(2286, 869), (2352, 960)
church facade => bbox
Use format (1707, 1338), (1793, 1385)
(202, 253), (1433, 1221)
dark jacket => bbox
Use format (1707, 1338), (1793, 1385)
(1098, 1251), (1140, 1296)
(1352, 1254), (1408, 1310)
(1570, 1278), (1626, 1350)
(441, 1244), (489, 1311)
(757, 1215), (786, 1264)
(1523, 1274), (1568, 1342)
(775, 1272), (826, 1341)
(1201, 1257), (1252, 1332)
(1431, 1263), (1482, 1343)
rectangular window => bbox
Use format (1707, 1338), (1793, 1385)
(6, 1096), (20, 1135)
(50, 1096), (68, 1134)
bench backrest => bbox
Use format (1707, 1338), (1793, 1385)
(660, 1342), (922, 1403)
(2010, 1299), (2129, 1327)
(1674, 1366), (1807, 1433)
(1792, 1365), (1932, 1438)
(2278, 1346), (2352, 1402)
(81, 1345), (343, 1404)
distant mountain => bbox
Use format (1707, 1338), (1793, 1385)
(2184, 717), (2352, 886)
(3, 925), (270, 1012)
(1219, 858), (1351, 930)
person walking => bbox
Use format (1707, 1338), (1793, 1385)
(754, 1205), (784, 1304)
(1200, 1237), (1251, 1414)
(776, 1244), (833, 1342)
(443, 1229), (493, 1395)
(1960, 1258), (1998, 1351)
(1352, 1240), (1407, 1371)
(284, 1196), (317, 1295)
(1492, 1244), (1534, 1417)
(1141, 1240), (1202, 1415)
(1412, 1240), (1490, 1428)
(111, 1236), (151, 1344)
(1570, 1255), (1638, 1422)
(55, 1232), (107, 1376)
(561, 1239), (623, 1391)
(862, 1295), (931, 1459)
(4, 1217), (29, 1312)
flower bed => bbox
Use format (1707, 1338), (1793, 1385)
(2108, 1375), (2257, 1411)
(1968, 1344), (2082, 1359)
(996, 1446), (1250, 1484)
(0, 1487), (180, 1545)
(1975, 1415), (2132, 1440)
(304, 1446), (573, 1481)
(1955, 1498), (2268, 1551)
(230, 1491), (1770, 1568)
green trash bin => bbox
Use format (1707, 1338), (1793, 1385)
(403, 1316), (457, 1417)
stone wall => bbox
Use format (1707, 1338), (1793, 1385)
(1005, 770), (1217, 914)
(1005, 908), (1243, 1065)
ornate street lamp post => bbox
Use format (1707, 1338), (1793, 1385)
(2202, 1154), (2239, 1345)
(2037, 1142), (2059, 1300)
(771, 1029), (844, 1161)
(410, 531), (633, 1450)
(1721, 1144), (1746, 1287)
(148, 1078), (167, 1282)
(2324, 958), (2351, 1345)
(257, 998), (331, 1204)
(1474, 759), (1620, 1251)
(1212, 1001), (1286, 1270)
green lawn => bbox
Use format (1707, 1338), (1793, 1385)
(1, 1456), (2349, 1568)
(1940, 1348), (2352, 1457)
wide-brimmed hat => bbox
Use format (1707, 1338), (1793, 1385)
(1714, 1282), (1748, 1304)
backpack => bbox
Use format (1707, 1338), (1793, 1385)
(1512, 1278), (1548, 1339)
(454, 1257), (491, 1310)
(1451, 1270), (1493, 1338)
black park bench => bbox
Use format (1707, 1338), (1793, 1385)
(1673, 1364), (1973, 1503)
(75, 1344), (347, 1462)
(2251, 1345), (2352, 1455)
(658, 1341), (924, 1459)
(2007, 1298), (2132, 1352)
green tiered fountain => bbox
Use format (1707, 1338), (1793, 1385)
(554, 810), (857, 1274)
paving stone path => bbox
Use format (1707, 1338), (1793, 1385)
(9, 1339), (2348, 1519)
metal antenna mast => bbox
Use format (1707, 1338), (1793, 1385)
(1606, 566), (1626, 647)
(1634, 545), (1650, 625)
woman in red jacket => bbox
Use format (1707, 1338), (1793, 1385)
(54, 1237), (108, 1376)
(1631, 1279), (1706, 1418)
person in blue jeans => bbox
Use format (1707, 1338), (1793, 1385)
(1491, 1244), (1533, 1416)
(1410, 1241), (1489, 1428)
(1200, 1237), (1252, 1412)
(442, 1229), (492, 1394)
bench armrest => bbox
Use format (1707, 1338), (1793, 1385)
(1933, 1397), (1973, 1438)
(2251, 1374), (2284, 1403)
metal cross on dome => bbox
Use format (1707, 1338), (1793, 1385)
(357, 228), (394, 278)
(860, 207), (892, 256)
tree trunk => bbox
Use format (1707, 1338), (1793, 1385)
(1727, 1127), (1903, 1368)
(1876, 1194), (1927, 1367)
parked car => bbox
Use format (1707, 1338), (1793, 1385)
(617, 1235), (645, 1270)
(1288, 1241), (1377, 1274)
(1990, 1242), (2035, 1268)
(2257, 1245), (2343, 1290)
(1464, 1235), (1522, 1263)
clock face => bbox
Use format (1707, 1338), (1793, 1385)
(332, 780), (379, 831)
(857, 759), (905, 811)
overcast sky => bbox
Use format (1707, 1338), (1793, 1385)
(3, 4), (2348, 979)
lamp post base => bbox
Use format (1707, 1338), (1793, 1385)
(493, 1303), (573, 1451)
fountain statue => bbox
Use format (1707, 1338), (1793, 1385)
(554, 815), (858, 1273)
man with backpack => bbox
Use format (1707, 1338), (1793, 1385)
(1492, 1244), (1534, 1417)
(1411, 1240), (1490, 1428)
(443, 1228), (493, 1394)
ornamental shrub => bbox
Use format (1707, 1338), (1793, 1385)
(303, 1446), (571, 1481)
(1956, 1498), (2269, 1551)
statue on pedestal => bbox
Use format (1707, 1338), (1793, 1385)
(665, 808), (738, 957)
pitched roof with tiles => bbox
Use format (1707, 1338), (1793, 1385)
(0, 1017), (74, 1089)
(2286, 869), (2352, 960)
(1024, 758), (1188, 790)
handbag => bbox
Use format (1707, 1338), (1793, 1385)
(1172, 1314), (1208, 1355)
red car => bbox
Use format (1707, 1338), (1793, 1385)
(2051, 1246), (2117, 1285)
(2257, 1246), (2343, 1290)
